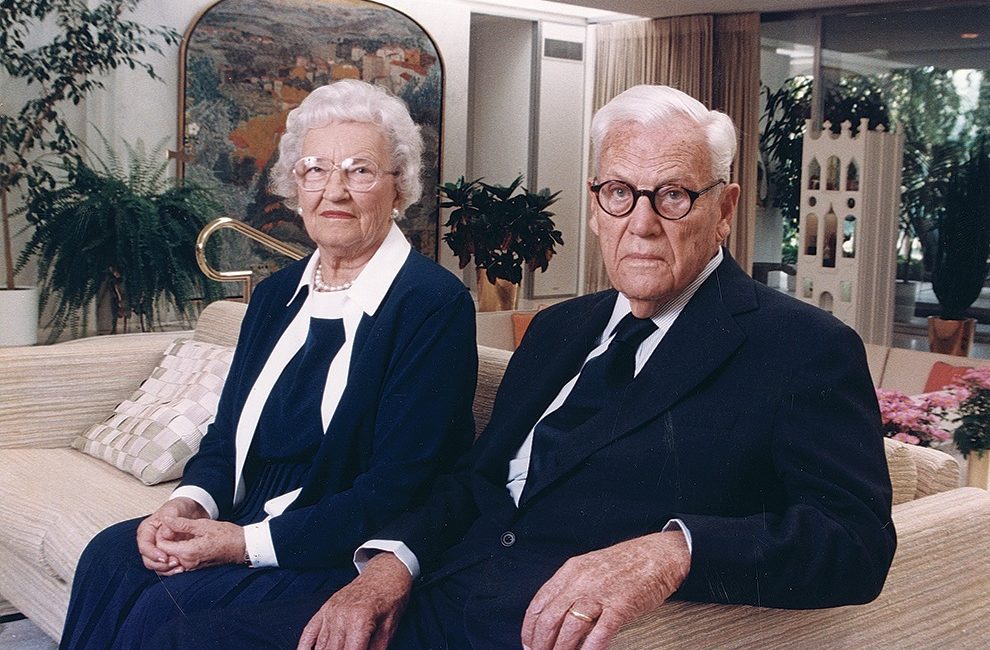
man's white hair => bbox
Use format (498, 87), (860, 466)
(590, 84), (737, 182)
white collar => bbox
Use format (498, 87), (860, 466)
(605, 247), (724, 337)
(288, 222), (411, 316)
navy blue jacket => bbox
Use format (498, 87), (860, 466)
(180, 250), (478, 569)
(379, 251), (896, 645)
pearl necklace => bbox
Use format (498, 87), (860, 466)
(313, 264), (352, 292)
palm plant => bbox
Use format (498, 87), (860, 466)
(16, 137), (223, 340)
(931, 136), (990, 321)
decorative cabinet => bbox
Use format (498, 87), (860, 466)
(796, 118), (903, 345)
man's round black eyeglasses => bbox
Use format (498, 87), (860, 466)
(590, 179), (725, 220)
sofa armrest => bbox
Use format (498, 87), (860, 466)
(611, 488), (990, 649)
(0, 332), (181, 449)
(907, 443), (961, 497)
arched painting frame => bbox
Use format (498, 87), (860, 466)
(177, 0), (443, 278)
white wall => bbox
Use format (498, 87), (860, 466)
(530, 21), (588, 298)
(468, 15), (533, 183)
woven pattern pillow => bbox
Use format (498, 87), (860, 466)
(72, 338), (234, 485)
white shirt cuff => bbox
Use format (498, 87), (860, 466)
(354, 540), (420, 580)
(170, 485), (219, 520)
(243, 520), (279, 568)
(662, 518), (693, 555)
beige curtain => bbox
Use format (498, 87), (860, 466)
(584, 13), (759, 293)
(714, 13), (760, 276)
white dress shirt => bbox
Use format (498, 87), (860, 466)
(172, 223), (411, 567)
(358, 249), (724, 578)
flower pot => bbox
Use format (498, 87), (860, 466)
(967, 451), (990, 490)
(927, 316), (976, 357)
(893, 281), (918, 322)
(476, 269), (519, 312)
(0, 285), (39, 346)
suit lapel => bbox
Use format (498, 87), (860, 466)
(519, 256), (755, 505)
(475, 293), (617, 481)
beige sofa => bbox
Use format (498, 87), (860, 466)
(1, 301), (988, 647)
(865, 343), (990, 393)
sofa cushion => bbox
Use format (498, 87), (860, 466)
(0, 448), (172, 584)
(924, 360), (973, 393)
(71, 338), (234, 485)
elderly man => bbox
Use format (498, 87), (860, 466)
(149, 84), (895, 650)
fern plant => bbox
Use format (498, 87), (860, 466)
(16, 136), (223, 340)
(1, 0), (178, 291)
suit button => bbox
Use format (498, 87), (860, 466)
(500, 531), (516, 547)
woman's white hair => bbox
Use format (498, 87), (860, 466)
(269, 79), (423, 212)
(590, 84), (737, 182)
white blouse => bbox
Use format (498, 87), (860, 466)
(172, 222), (411, 567)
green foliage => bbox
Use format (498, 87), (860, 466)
(825, 74), (890, 135)
(954, 384), (990, 458)
(761, 67), (985, 275)
(0, 0), (178, 289)
(186, 56), (223, 105)
(932, 136), (990, 320)
(885, 68), (967, 268)
(760, 75), (891, 237)
(760, 77), (812, 235)
(969, 73), (990, 140)
(440, 175), (563, 285)
(16, 137), (224, 340)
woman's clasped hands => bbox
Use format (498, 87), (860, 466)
(136, 497), (246, 575)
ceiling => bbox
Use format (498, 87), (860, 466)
(819, 5), (990, 70)
(504, 0), (988, 71)
(539, 0), (914, 20)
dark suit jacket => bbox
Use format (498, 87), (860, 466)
(381, 251), (896, 645)
(179, 250), (478, 569)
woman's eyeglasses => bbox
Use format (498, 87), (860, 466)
(292, 156), (397, 193)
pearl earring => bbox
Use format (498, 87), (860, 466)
(296, 207), (303, 215)
(391, 208), (400, 220)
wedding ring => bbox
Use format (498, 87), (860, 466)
(568, 608), (595, 623)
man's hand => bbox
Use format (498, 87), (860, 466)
(521, 530), (690, 650)
(297, 552), (413, 650)
(153, 516), (246, 572)
(136, 497), (209, 575)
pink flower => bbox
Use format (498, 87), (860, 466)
(956, 367), (990, 390)
(892, 432), (921, 445)
(876, 388), (958, 446)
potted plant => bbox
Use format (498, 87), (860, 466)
(0, 0), (177, 345)
(877, 367), (990, 489)
(950, 367), (990, 489)
(16, 137), (223, 341)
(440, 175), (562, 311)
(928, 136), (990, 356)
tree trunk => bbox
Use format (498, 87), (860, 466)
(2, 188), (15, 290)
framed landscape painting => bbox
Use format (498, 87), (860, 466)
(179, 0), (443, 282)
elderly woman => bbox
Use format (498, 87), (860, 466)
(59, 79), (477, 649)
